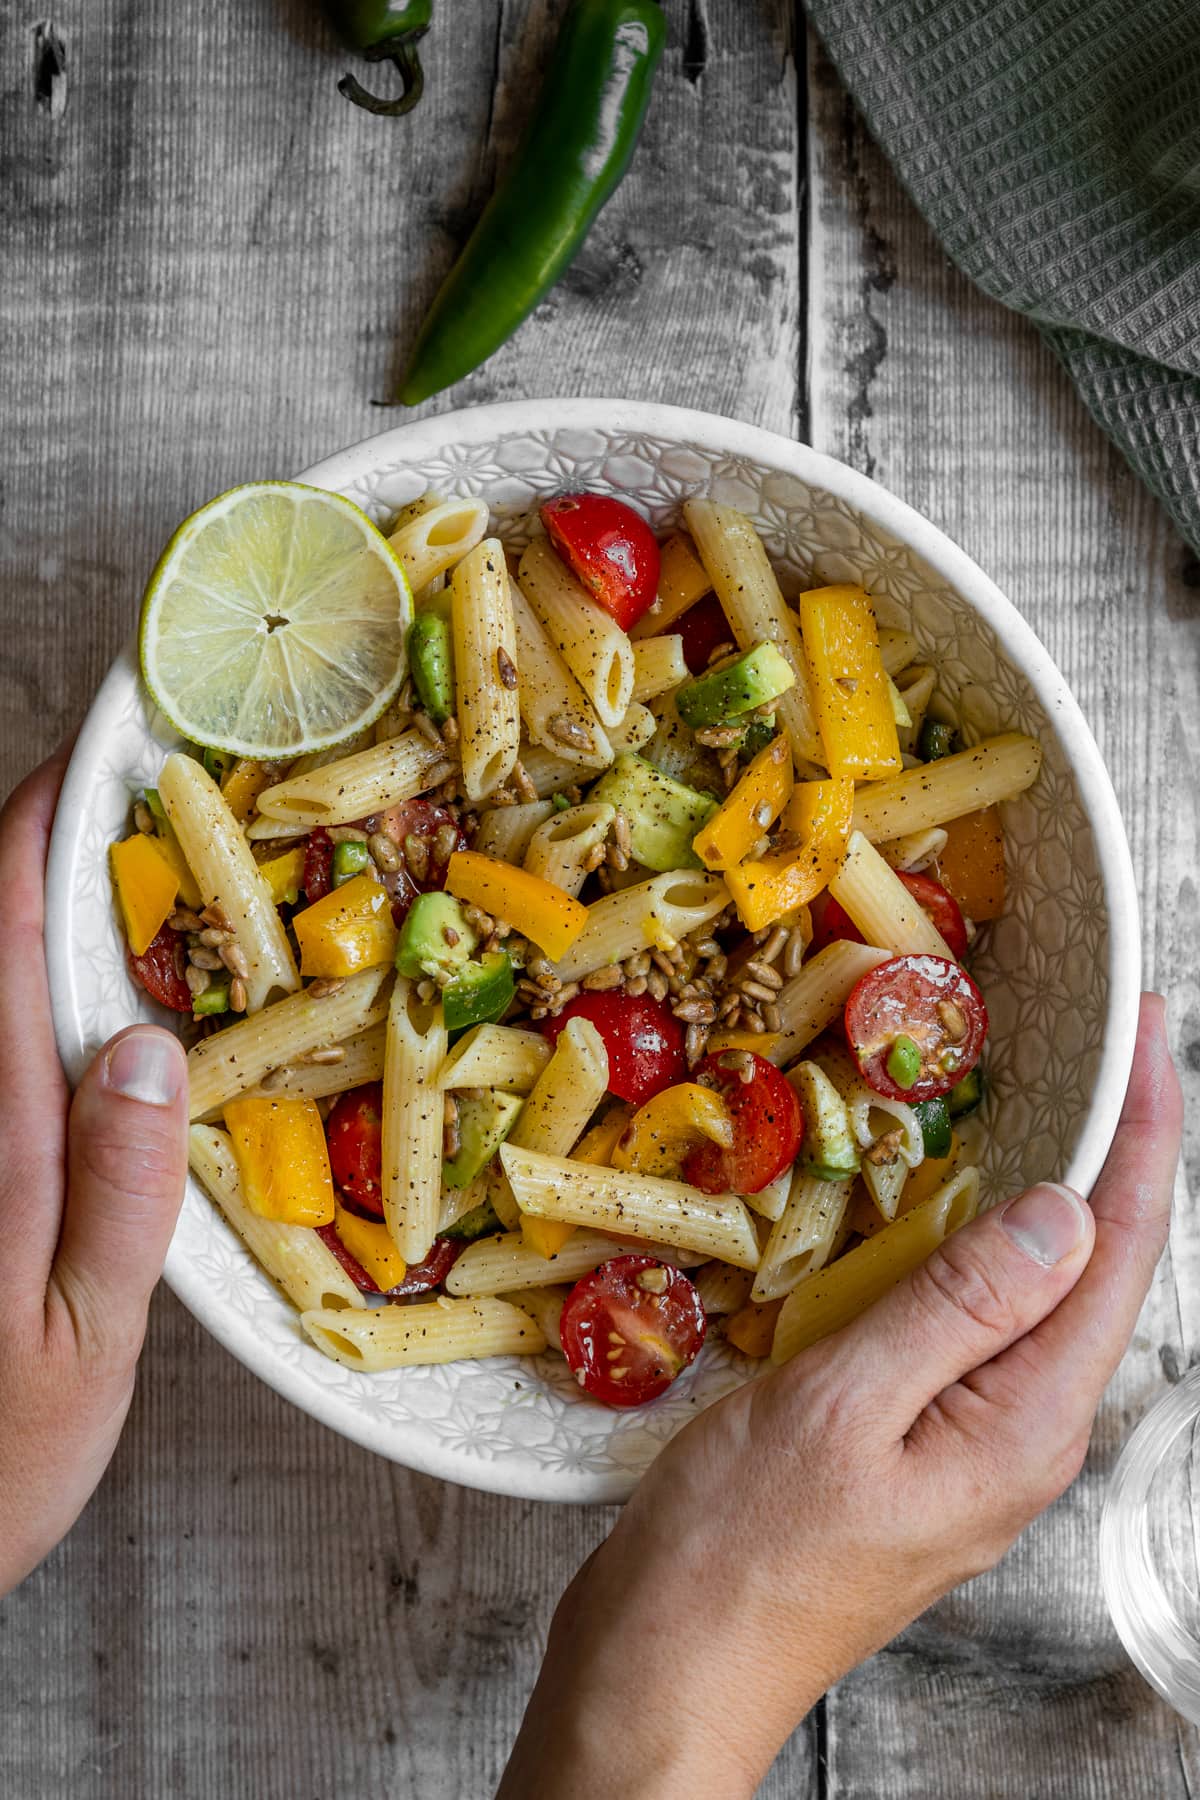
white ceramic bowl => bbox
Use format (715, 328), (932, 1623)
(46, 399), (1139, 1504)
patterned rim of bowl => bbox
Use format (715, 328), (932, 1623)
(45, 398), (1140, 1504)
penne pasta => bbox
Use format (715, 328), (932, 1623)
(752, 1169), (855, 1303)
(188, 1124), (366, 1312)
(877, 826), (947, 872)
(387, 496), (489, 592)
(813, 1046), (925, 1169)
(894, 664), (936, 756)
(861, 1154), (910, 1222)
(523, 802), (615, 897)
(445, 1227), (704, 1296)
(223, 1021), (386, 1111)
(436, 1171), (492, 1236)
(770, 1168), (981, 1362)
(509, 580), (612, 769)
(451, 538), (521, 802)
(500, 1145), (761, 1270)
(851, 733), (1043, 842)
(631, 635), (688, 703)
(876, 627), (920, 676)
(472, 798), (556, 862)
(435, 1023), (552, 1092)
(158, 753), (300, 1013)
(381, 978), (448, 1263)
(301, 1295), (546, 1370)
(551, 870), (729, 982)
(505, 1285), (569, 1352)
(692, 1260), (755, 1316)
(828, 830), (953, 957)
(518, 702), (653, 797)
(187, 966), (390, 1120)
(683, 498), (823, 766)
(253, 732), (449, 829)
(740, 1164), (793, 1224)
(517, 536), (634, 728)
(767, 940), (893, 1068)
(506, 1017), (609, 1162)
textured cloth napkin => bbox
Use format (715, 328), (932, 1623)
(806, 0), (1200, 554)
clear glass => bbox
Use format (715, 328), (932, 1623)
(1101, 1366), (1200, 1724)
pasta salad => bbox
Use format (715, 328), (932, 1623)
(112, 484), (1043, 1407)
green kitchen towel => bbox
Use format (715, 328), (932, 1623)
(806, 0), (1200, 555)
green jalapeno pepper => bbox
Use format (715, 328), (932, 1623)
(328, 0), (431, 116)
(399, 0), (665, 403)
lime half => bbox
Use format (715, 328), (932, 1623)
(139, 482), (412, 758)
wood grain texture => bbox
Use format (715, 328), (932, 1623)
(806, 27), (1200, 1797)
(0, 4), (814, 1797)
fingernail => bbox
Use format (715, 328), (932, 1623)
(104, 1028), (184, 1106)
(1001, 1183), (1087, 1266)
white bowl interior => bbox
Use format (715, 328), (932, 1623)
(47, 400), (1139, 1503)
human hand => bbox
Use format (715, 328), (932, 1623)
(0, 748), (188, 1596)
(499, 995), (1181, 1799)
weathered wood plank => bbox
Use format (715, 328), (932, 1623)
(0, 4), (811, 1797)
(805, 28), (1200, 1796)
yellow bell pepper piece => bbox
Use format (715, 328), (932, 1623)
(799, 585), (902, 781)
(693, 734), (793, 872)
(333, 1200), (406, 1291)
(292, 873), (397, 978)
(223, 1096), (335, 1226)
(611, 1083), (732, 1181)
(723, 778), (854, 932)
(144, 831), (202, 911)
(707, 1029), (782, 1060)
(726, 1296), (783, 1359)
(445, 851), (587, 961)
(520, 1107), (633, 1260)
(629, 531), (713, 637)
(258, 846), (306, 908)
(221, 758), (278, 826)
(934, 807), (1006, 921)
(110, 833), (180, 956)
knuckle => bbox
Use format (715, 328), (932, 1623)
(908, 1240), (1016, 1342)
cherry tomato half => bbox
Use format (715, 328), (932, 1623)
(129, 923), (193, 1012)
(682, 1052), (803, 1195)
(810, 872), (968, 962)
(302, 828), (333, 903)
(844, 953), (988, 1102)
(326, 1083), (384, 1218)
(541, 992), (686, 1107)
(674, 591), (732, 674)
(541, 494), (661, 631)
(560, 1255), (706, 1407)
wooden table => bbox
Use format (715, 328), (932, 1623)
(2, 4), (1197, 1793)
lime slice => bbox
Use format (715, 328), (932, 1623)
(139, 482), (412, 758)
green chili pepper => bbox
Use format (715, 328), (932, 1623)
(913, 1097), (952, 1160)
(886, 1035), (922, 1091)
(408, 612), (455, 725)
(918, 717), (958, 762)
(328, 0), (431, 117)
(399, 0), (666, 404)
(332, 840), (371, 885)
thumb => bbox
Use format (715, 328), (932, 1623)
(57, 1025), (189, 1341)
(832, 1182), (1096, 1435)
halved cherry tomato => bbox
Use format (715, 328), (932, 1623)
(674, 591), (732, 674)
(682, 1052), (803, 1195)
(810, 872), (968, 961)
(541, 494), (660, 631)
(844, 953), (988, 1102)
(560, 1254), (706, 1408)
(128, 923), (193, 1013)
(369, 798), (466, 925)
(326, 1083), (384, 1218)
(541, 992), (686, 1106)
(302, 828), (333, 902)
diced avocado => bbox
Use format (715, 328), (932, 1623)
(408, 611), (456, 725)
(590, 753), (718, 873)
(443, 952), (515, 1035)
(918, 716), (958, 762)
(441, 1197), (503, 1242)
(737, 715), (777, 761)
(913, 1096), (953, 1160)
(193, 976), (230, 1017)
(442, 1090), (524, 1189)
(675, 642), (796, 729)
(332, 839), (369, 886)
(395, 892), (479, 981)
(946, 1068), (985, 1118)
(790, 1060), (860, 1181)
